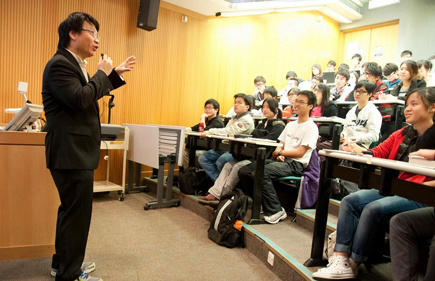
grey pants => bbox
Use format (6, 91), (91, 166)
(390, 207), (435, 281)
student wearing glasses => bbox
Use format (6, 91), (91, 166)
(238, 91), (319, 224)
(362, 62), (388, 100)
(382, 62), (401, 90)
(251, 76), (267, 108)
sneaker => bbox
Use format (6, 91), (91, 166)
(198, 194), (219, 206)
(312, 255), (356, 280)
(264, 207), (287, 224)
(51, 262), (96, 277)
(75, 272), (103, 281)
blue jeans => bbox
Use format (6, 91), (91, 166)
(198, 150), (233, 182)
(335, 189), (426, 263)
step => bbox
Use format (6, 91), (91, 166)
(142, 177), (392, 281)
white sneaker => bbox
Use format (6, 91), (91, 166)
(75, 272), (103, 281)
(264, 207), (287, 224)
(51, 262), (96, 277)
(312, 255), (356, 280)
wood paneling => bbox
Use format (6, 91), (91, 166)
(0, 0), (342, 185)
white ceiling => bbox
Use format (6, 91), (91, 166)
(163, 0), (366, 23)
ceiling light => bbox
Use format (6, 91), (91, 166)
(368, 0), (400, 9)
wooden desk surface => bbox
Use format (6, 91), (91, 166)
(0, 131), (46, 145)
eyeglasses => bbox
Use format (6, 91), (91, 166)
(364, 72), (373, 77)
(255, 83), (264, 87)
(82, 29), (100, 39)
(293, 99), (308, 105)
(354, 89), (368, 95)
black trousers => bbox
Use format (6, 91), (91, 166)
(50, 169), (94, 281)
(238, 159), (303, 215)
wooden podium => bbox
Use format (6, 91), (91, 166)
(0, 131), (59, 261)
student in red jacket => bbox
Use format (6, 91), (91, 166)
(313, 87), (435, 280)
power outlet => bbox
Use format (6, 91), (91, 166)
(267, 251), (275, 266)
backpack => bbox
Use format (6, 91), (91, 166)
(208, 189), (248, 248)
(330, 178), (359, 200)
(177, 167), (213, 196)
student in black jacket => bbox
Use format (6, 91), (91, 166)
(311, 83), (337, 117)
(198, 98), (285, 205)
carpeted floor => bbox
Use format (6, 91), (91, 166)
(0, 192), (280, 281)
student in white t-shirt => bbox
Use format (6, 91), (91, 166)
(240, 90), (319, 224)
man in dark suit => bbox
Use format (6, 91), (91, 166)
(42, 12), (136, 281)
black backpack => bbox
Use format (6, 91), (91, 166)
(208, 189), (248, 248)
(177, 167), (212, 196)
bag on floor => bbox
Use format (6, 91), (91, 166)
(208, 189), (248, 248)
(330, 178), (359, 200)
(177, 167), (213, 196)
(325, 231), (337, 263)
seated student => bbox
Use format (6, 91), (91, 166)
(317, 80), (382, 150)
(198, 94), (255, 182)
(338, 63), (349, 71)
(252, 76), (267, 108)
(401, 50), (413, 62)
(263, 86), (278, 100)
(279, 78), (299, 107)
(183, 99), (224, 169)
(281, 87), (300, 116)
(326, 60), (336, 72)
(278, 71), (299, 97)
(331, 69), (353, 101)
(313, 87), (435, 280)
(311, 83), (337, 118)
(348, 71), (359, 90)
(310, 64), (323, 80)
(383, 62), (401, 89)
(386, 60), (427, 100)
(358, 62), (370, 81)
(418, 59), (433, 84)
(350, 53), (362, 71)
(362, 62), (388, 100)
(390, 206), (435, 281)
(197, 99), (285, 205)
(238, 91), (319, 224)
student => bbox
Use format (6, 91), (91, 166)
(263, 86), (278, 100)
(198, 94), (255, 182)
(281, 87), (300, 116)
(362, 62), (388, 100)
(358, 62), (370, 81)
(311, 83), (337, 118)
(390, 206), (435, 281)
(313, 87), (435, 280)
(311, 64), (323, 80)
(238, 91), (319, 224)
(278, 71), (299, 97)
(197, 99), (285, 205)
(279, 78), (299, 107)
(338, 63), (349, 71)
(252, 76), (267, 107)
(326, 60), (336, 72)
(340, 80), (382, 149)
(183, 99), (224, 169)
(331, 69), (353, 101)
(401, 50), (413, 62)
(382, 62), (401, 89)
(418, 60), (433, 84)
(348, 71), (359, 89)
(389, 60), (427, 100)
(350, 53), (362, 71)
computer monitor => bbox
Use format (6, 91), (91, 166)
(322, 71), (336, 85)
(3, 103), (43, 131)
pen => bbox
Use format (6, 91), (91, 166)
(343, 140), (358, 147)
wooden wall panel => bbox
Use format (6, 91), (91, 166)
(0, 0), (342, 185)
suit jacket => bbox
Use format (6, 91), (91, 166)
(42, 48), (125, 169)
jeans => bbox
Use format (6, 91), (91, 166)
(198, 150), (233, 182)
(335, 189), (426, 263)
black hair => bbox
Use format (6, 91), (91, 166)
(288, 87), (300, 97)
(263, 98), (282, 119)
(298, 90), (317, 115)
(311, 64), (323, 78)
(312, 76), (324, 83)
(289, 77), (299, 86)
(400, 60), (419, 82)
(417, 60), (433, 72)
(354, 80), (376, 100)
(365, 62), (383, 79)
(254, 76), (266, 84)
(350, 71), (360, 82)
(264, 86), (278, 98)
(405, 87), (435, 114)
(361, 62), (370, 70)
(58, 12), (99, 49)
(338, 63), (350, 71)
(234, 93), (252, 111)
(351, 53), (362, 62)
(204, 98), (220, 115)
(335, 69), (350, 81)
(327, 60), (336, 67)
(286, 71), (298, 79)
(401, 50), (413, 57)
(383, 62), (399, 76)
(314, 83), (330, 110)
